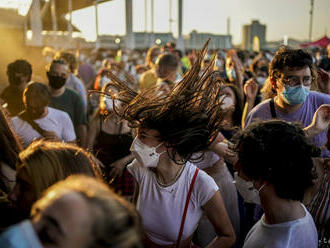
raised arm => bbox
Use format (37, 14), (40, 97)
(304, 104), (330, 138)
(242, 79), (259, 129)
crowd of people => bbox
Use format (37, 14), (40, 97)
(0, 39), (329, 248)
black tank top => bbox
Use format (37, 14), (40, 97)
(93, 115), (133, 166)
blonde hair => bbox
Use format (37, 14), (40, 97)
(18, 140), (101, 198)
(32, 175), (142, 248)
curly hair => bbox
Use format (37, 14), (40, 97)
(262, 46), (318, 100)
(235, 120), (320, 201)
(99, 40), (225, 164)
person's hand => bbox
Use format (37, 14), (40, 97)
(305, 104), (330, 138)
(311, 104), (330, 132)
(212, 141), (238, 164)
(244, 79), (259, 102)
(208, 132), (226, 151)
(43, 131), (60, 141)
(109, 157), (128, 179)
(317, 68), (330, 94)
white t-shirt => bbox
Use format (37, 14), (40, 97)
(243, 204), (318, 248)
(192, 151), (220, 169)
(127, 160), (219, 245)
(11, 107), (76, 147)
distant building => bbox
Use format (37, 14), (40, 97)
(98, 35), (123, 49)
(184, 30), (232, 50)
(133, 32), (175, 49)
(98, 32), (175, 50)
(242, 20), (266, 51)
(265, 38), (308, 52)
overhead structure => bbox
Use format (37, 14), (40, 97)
(25, 0), (183, 50)
(27, 0), (109, 32)
(125, 0), (134, 49)
(177, 0), (184, 51)
(25, 0), (112, 47)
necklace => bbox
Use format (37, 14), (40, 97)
(156, 164), (185, 187)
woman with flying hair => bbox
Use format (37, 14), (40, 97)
(87, 83), (135, 200)
(9, 140), (102, 219)
(1, 175), (143, 248)
(103, 42), (235, 247)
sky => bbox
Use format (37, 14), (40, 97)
(1, 0), (330, 45)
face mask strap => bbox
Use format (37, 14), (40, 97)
(257, 182), (267, 193)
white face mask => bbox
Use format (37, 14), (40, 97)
(256, 76), (267, 86)
(233, 172), (265, 205)
(130, 137), (165, 168)
(100, 76), (110, 88)
(122, 54), (128, 63)
(220, 95), (234, 109)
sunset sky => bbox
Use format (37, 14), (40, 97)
(1, 0), (329, 44)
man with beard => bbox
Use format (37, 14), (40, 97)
(47, 59), (87, 147)
(10, 82), (76, 148)
(0, 60), (32, 116)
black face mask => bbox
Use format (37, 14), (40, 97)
(47, 72), (66, 89)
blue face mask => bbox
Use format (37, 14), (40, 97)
(0, 220), (43, 248)
(281, 85), (309, 105)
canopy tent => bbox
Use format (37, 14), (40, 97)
(26, 0), (111, 31)
(300, 36), (330, 48)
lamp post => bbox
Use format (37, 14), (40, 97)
(115, 37), (121, 50)
(94, 0), (100, 48)
(309, 0), (314, 42)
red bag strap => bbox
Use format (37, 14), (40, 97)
(176, 167), (199, 248)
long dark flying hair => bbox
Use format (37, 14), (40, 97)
(95, 41), (226, 164)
